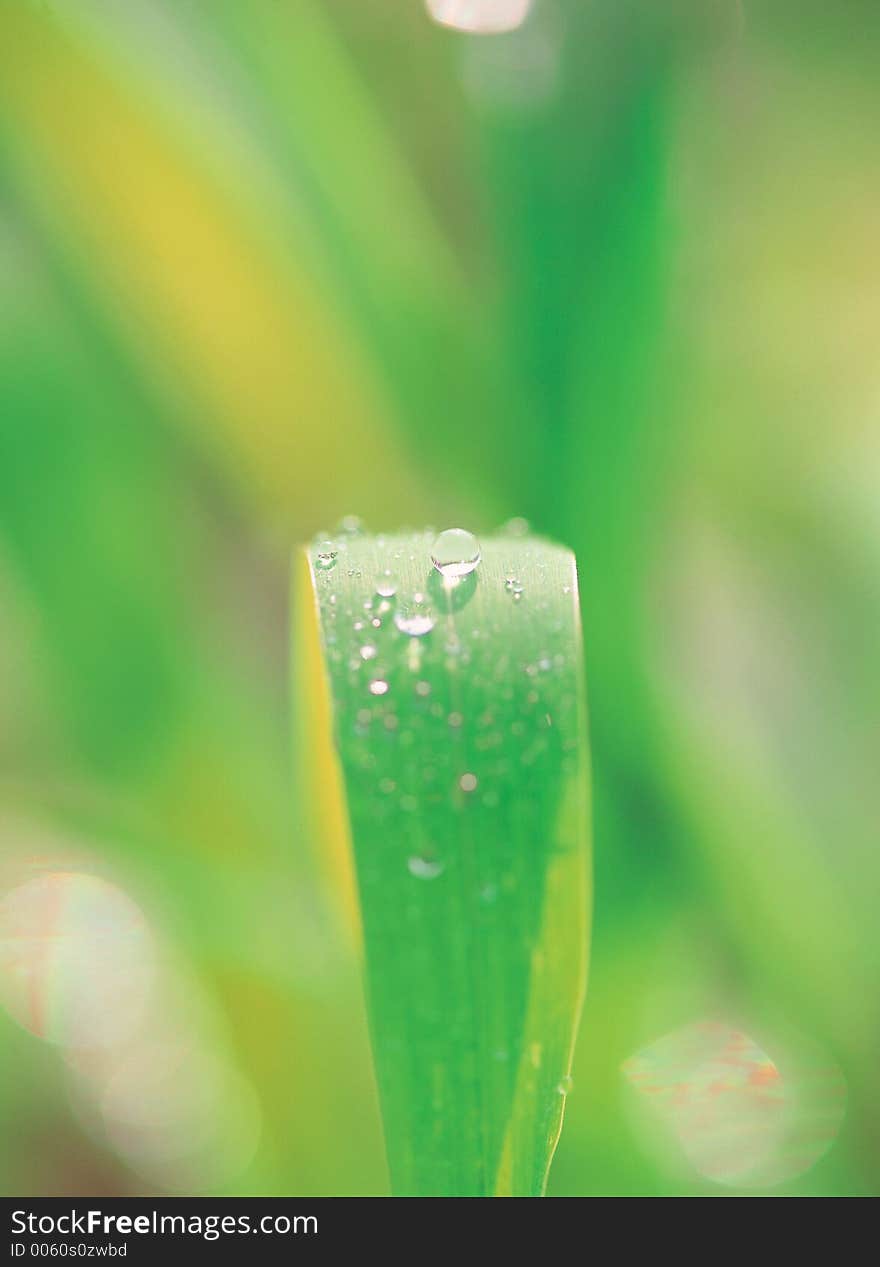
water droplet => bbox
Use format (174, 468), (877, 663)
(504, 577), (524, 598)
(557, 1076), (573, 1096)
(394, 593), (436, 637)
(408, 854), (444, 880)
(337, 514), (364, 536)
(315, 541), (339, 570)
(448, 712), (464, 728)
(359, 644), (377, 661)
(376, 571), (397, 598)
(368, 679), (389, 696)
(415, 681), (431, 697)
(500, 516), (530, 538)
(459, 772), (478, 793)
(379, 777), (396, 794)
(431, 528), (481, 580)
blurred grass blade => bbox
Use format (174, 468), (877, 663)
(293, 529), (591, 1195)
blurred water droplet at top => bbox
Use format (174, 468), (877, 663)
(431, 528), (481, 580)
(500, 516), (531, 537)
(336, 514), (364, 536)
(394, 593), (436, 637)
(426, 0), (532, 34)
(408, 855), (444, 880)
(314, 541), (339, 571)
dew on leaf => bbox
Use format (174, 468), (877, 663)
(431, 528), (481, 580)
(408, 855), (444, 880)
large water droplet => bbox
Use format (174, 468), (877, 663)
(431, 528), (481, 580)
(315, 541), (339, 570)
(394, 593), (436, 637)
(368, 679), (389, 696)
(376, 570), (397, 598)
(408, 854), (444, 880)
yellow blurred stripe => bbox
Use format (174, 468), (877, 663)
(0, 5), (416, 523)
(291, 548), (361, 943)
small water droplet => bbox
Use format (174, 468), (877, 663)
(359, 644), (377, 661)
(448, 711), (463, 728)
(500, 516), (530, 538)
(315, 541), (339, 570)
(431, 528), (481, 579)
(379, 777), (397, 794)
(504, 577), (524, 598)
(557, 1076), (573, 1096)
(415, 680), (431, 697)
(368, 679), (389, 696)
(459, 772), (478, 793)
(408, 854), (444, 880)
(394, 593), (436, 637)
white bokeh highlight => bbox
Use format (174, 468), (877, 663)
(426, 0), (533, 35)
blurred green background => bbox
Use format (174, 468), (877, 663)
(1, 0), (878, 1196)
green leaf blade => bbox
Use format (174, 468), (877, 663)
(298, 529), (591, 1195)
